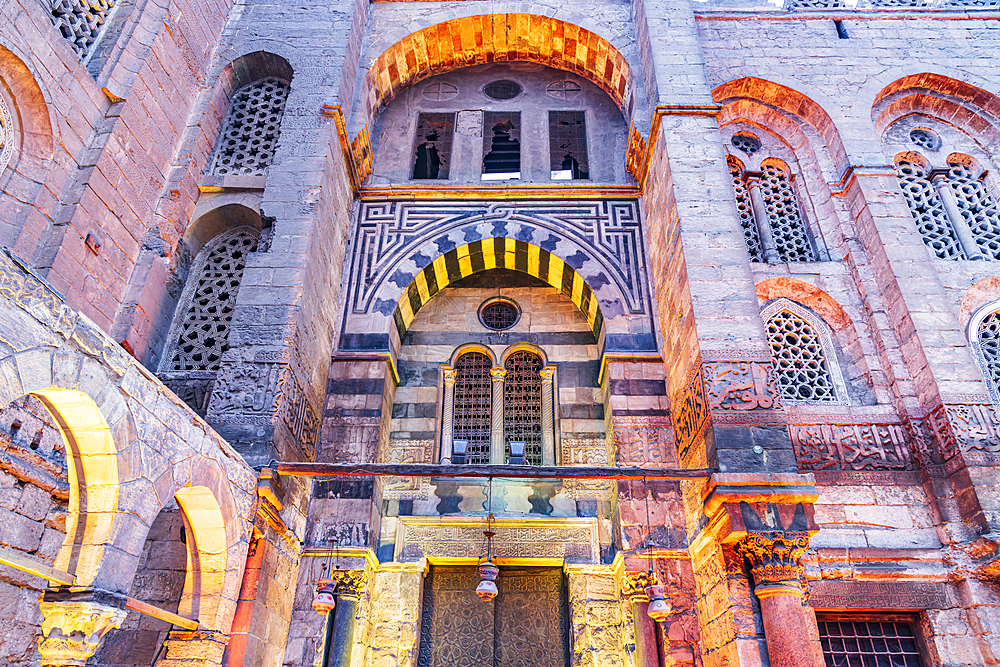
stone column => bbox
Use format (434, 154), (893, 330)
(540, 366), (556, 466)
(738, 531), (812, 667)
(325, 571), (367, 667)
(38, 601), (128, 666)
(622, 571), (659, 667)
(440, 367), (457, 463)
(746, 176), (780, 263)
(490, 366), (507, 465)
(931, 171), (984, 260)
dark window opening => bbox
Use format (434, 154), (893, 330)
(482, 112), (521, 180)
(834, 20), (849, 39)
(817, 615), (925, 667)
(453, 352), (492, 465)
(484, 79), (522, 101)
(549, 111), (589, 180)
(412, 113), (455, 180)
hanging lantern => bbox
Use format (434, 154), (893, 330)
(312, 579), (337, 614)
(645, 584), (671, 622)
(477, 560), (499, 601)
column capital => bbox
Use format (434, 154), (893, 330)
(540, 366), (556, 382)
(737, 531), (809, 595)
(621, 570), (653, 602)
(442, 366), (457, 383)
(491, 366), (507, 381)
(331, 569), (368, 600)
(38, 601), (128, 666)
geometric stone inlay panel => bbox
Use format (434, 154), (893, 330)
(396, 517), (598, 563)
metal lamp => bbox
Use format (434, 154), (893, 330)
(476, 477), (500, 601)
(646, 582), (671, 621)
(312, 579), (337, 614)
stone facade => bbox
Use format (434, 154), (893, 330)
(0, 0), (1000, 666)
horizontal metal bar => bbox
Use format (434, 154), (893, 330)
(273, 462), (714, 481)
(126, 597), (199, 631)
(0, 546), (75, 585)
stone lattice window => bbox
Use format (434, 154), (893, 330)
(895, 157), (962, 259)
(0, 94), (12, 174)
(163, 228), (259, 372)
(976, 310), (1000, 401)
(49, 0), (116, 59)
(729, 158), (764, 262)
(759, 164), (816, 262)
(453, 351), (493, 465)
(947, 161), (1000, 260)
(766, 309), (839, 403)
(504, 351), (543, 465)
(210, 77), (290, 176)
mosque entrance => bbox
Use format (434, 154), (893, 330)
(416, 566), (570, 667)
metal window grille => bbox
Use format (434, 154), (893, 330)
(481, 302), (518, 330)
(818, 618), (924, 667)
(978, 311), (1000, 396)
(166, 229), (259, 372)
(895, 158), (965, 259)
(730, 158), (764, 262)
(503, 351), (543, 465)
(453, 352), (493, 465)
(759, 164), (817, 262)
(210, 77), (290, 176)
(766, 310), (838, 402)
(947, 160), (1000, 260)
(549, 111), (589, 180)
(412, 113), (455, 180)
(49, 0), (116, 60)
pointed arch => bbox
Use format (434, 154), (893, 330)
(393, 238), (604, 342)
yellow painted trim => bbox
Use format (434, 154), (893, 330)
(432, 255), (450, 289)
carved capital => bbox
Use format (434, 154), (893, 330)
(621, 570), (653, 602)
(331, 569), (368, 600)
(442, 366), (457, 385)
(540, 366), (556, 383)
(38, 601), (128, 666)
(738, 532), (809, 595)
(491, 367), (507, 382)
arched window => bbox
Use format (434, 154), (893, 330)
(762, 300), (847, 404)
(504, 351), (543, 465)
(729, 157), (764, 262)
(161, 227), (259, 373)
(895, 153), (1000, 260)
(210, 77), (290, 176)
(759, 163), (816, 262)
(972, 307), (1000, 402)
(453, 351), (493, 465)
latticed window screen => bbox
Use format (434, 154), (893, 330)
(817, 618), (924, 667)
(453, 352), (493, 465)
(50, 0), (116, 59)
(165, 229), (259, 372)
(759, 164), (817, 262)
(896, 158), (965, 259)
(947, 161), (1000, 260)
(504, 351), (543, 465)
(730, 159), (764, 262)
(766, 310), (838, 402)
(210, 77), (290, 176)
(978, 311), (1000, 397)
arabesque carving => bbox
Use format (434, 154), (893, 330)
(561, 437), (612, 499)
(946, 404), (1000, 454)
(674, 365), (709, 462)
(613, 417), (676, 466)
(38, 601), (128, 666)
(702, 361), (781, 418)
(330, 570), (368, 600)
(789, 423), (914, 471)
(382, 439), (433, 499)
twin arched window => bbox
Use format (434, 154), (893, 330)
(451, 349), (546, 465)
(895, 153), (1000, 261)
(762, 300), (847, 404)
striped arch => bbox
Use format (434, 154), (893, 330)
(393, 238), (603, 340)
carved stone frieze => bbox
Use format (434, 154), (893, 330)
(807, 581), (948, 610)
(702, 360), (783, 423)
(673, 363), (709, 463)
(946, 404), (1000, 457)
(38, 601), (128, 666)
(327, 415), (381, 464)
(621, 570), (653, 602)
(789, 423), (914, 471)
(382, 439), (433, 499)
(737, 532), (809, 590)
(612, 417), (677, 467)
(276, 365), (321, 456)
(396, 517), (598, 563)
(561, 437), (613, 499)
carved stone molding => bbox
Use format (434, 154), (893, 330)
(330, 570), (368, 600)
(702, 360), (783, 424)
(38, 601), (128, 666)
(737, 532), (809, 595)
(789, 423), (914, 471)
(612, 417), (677, 466)
(381, 439), (434, 499)
(621, 570), (653, 602)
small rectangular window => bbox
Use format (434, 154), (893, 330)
(412, 113), (455, 180)
(817, 615), (925, 667)
(482, 111), (521, 181)
(549, 111), (589, 180)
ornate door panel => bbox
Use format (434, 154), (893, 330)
(418, 566), (569, 667)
